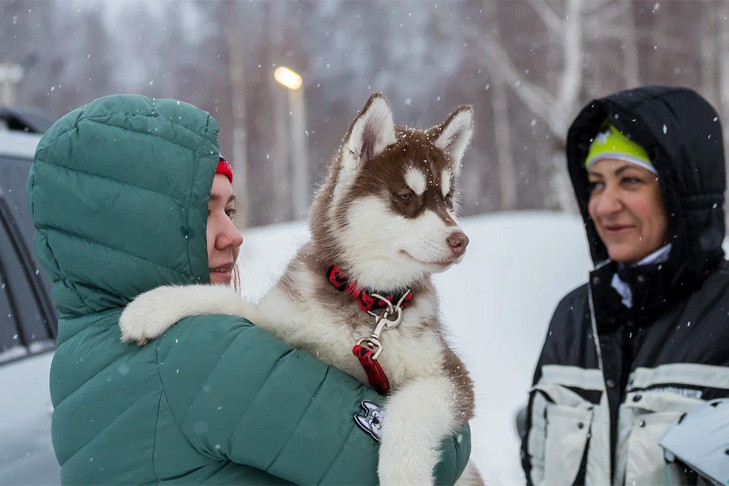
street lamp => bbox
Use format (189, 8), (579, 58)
(0, 63), (24, 107)
(274, 67), (302, 91)
(274, 66), (309, 219)
(0, 54), (37, 107)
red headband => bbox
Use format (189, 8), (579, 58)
(216, 155), (233, 183)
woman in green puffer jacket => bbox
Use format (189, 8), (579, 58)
(27, 94), (470, 485)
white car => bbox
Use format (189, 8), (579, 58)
(0, 108), (60, 485)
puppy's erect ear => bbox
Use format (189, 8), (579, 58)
(431, 106), (474, 177)
(344, 93), (396, 170)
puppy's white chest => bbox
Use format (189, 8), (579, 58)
(257, 268), (446, 388)
(278, 300), (444, 388)
(364, 312), (445, 385)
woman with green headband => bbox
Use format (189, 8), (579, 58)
(521, 86), (729, 485)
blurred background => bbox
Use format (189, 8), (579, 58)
(3, 0), (729, 228)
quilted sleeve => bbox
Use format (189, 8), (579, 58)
(156, 314), (471, 485)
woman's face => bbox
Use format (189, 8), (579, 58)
(207, 174), (243, 285)
(587, 159), (670, 264)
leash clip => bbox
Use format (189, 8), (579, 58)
(367, 290), (408, 330)
(356, 313), (389, 359)
(356, 335), (384, 360)
(355, 289), (410, 361)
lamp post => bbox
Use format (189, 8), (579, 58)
(0, 63), (24, 107)
(274, 66), (309, 219)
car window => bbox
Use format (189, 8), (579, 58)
(0, 156), (37, 255)
(0, 260), (23, 360)
(0, 155), (56, 364)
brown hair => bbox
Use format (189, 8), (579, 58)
(232, 264), (241, 292)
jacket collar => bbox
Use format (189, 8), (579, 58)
(590, 252), (699, 331)
(611, 244), (672, 308)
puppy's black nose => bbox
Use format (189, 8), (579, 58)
(447, 231), (469, 257)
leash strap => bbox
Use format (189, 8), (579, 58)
(352, 344), (391, 395)
(327, 262), (412, 396)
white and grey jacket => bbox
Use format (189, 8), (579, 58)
(522, 262), (729, 485)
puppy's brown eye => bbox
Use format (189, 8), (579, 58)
(397, 191), (413, 201)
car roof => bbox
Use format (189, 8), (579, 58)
(0, 130), (42, 160)
(0, 106), (54, 134)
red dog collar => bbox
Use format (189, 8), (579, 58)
(326, 264), (413, 313)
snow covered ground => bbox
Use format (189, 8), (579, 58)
(0, 210), (592, 485)
(237, 210), (593, 485)
(0, 352), (58, 485)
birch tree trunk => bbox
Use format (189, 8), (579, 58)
(548, 0), (584, 210)
(225, 2), (250, 229)
(482, 0), (586, 209)
(266, 2), (292, 224)
(486, 3), (517, 210)
(621, 1), (640, 88)
(718, 2), (729, 174)
(700, 1), (718, 104)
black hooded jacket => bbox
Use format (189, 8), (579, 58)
(521, 86), (729, 485)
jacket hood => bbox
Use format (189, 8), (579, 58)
(567, 86), (725, 308)
(27, 94), (220, 319)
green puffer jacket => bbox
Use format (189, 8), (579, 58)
(27, 94), (471, 485)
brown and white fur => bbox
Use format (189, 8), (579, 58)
(120, 93), (482, 485)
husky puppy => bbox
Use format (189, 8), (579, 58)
(120, 93), (481, 485)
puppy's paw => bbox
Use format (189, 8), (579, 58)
(377, 376), (459, 486)
(120, 284), (251, 345)
(378, 454), (435, 486)
(120, 286), (187, 345)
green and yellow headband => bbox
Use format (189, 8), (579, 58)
(585, 123), (655, 174)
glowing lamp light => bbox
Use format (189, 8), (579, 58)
(274, 66), (303, 90)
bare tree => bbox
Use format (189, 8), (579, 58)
(7, 0), (729, 224)
(484, 3), (517, 210)
(477, 0), (586, 209)
(714, 0), (729, 178)
(223, 2), (251, 229)
(700, 1), (719, 104)
(720, 1), (729, 122)
(476, 0), (651, 209)
(619, 1), (640, 88)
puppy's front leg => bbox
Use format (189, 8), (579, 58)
(378, 376), (458, 486)
(120, 285), (257, 344)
